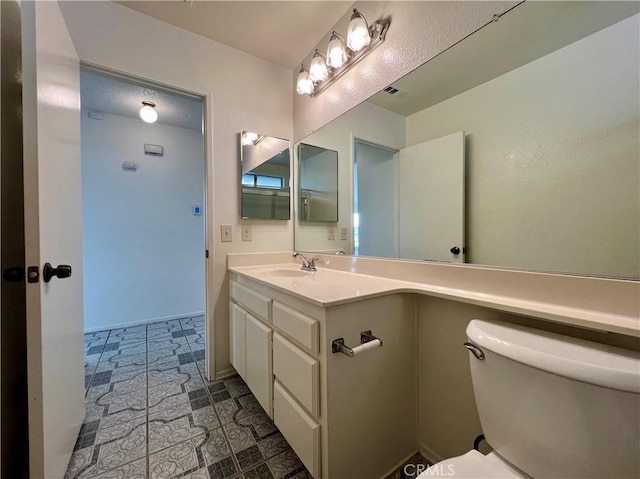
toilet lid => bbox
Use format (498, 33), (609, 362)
(417, 450), (527, 479)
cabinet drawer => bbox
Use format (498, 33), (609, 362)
(274, 380), (320, 478)
(273, 333), (319, 417)
(272, 301), (319, 353)
(230, 281), (271, 322)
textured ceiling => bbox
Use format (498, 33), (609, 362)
(80, 70), (203, 130)
(116, 1), (354, 69)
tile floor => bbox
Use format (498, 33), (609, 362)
(67, 316), (312, 479)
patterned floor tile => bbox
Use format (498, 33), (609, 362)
(106, 331), (146, 346)
(90, 385), (147, 416)
(223, 422), (257, 453)
(148, 379), (192, 414)
(68, 320), (307, 479)
(148, 435), (207, 479)
(85, 458), (146, 479)
(266, 449), (309, 479)
(256, 433), (290, 461)
(243, 462), (274, 479)
(75, 422), (147, 478)
(147, 337), (189, 352)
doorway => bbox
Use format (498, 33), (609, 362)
(353, 139), (399, 257)
(79, 66), (208, 397)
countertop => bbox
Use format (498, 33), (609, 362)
(228, 260), (640, 338)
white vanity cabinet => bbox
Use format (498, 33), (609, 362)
(229, 281), (274, 416)
(229, 274), (417, 479)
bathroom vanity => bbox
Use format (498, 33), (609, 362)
(228, 253), (639, 479)
(228, 266), (417, 479)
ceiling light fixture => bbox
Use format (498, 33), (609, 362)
(309, 49), (329, 83)
(296, 65), (315, 95)
(139, 101), (158, 123)
(296, 9), (390, 98)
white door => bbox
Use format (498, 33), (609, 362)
(22, 2), (85, 478)
(398, 131), (465, 262)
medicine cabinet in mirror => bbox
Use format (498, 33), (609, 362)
(298, 143), (338, 222)
(293, 1), (640, 279)
(240, 131), (290, 220)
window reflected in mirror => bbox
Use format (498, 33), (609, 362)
(240, 131), (290, 220)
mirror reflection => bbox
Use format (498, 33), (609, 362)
(298, 143), (338, 222)
(294, 2), (640, 279)
(240, 131), (290, 220)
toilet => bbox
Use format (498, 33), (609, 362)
(420, 320), (640, 479)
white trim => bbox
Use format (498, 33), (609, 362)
(84, 311), (205, 333)
(379, 450), (420, 479)
(214, 367), (238, 380)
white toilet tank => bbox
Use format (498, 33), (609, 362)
(466, 320), (640, 479)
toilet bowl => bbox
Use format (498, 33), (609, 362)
(419, 320), (640, 479)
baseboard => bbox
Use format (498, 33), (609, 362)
(418, 442), (443, 465)
(214, 367), (238, 380)
(84, 311), (205, 333)
(379, 450), (419, 479)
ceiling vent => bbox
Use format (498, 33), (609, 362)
(383, 85), (408, 98)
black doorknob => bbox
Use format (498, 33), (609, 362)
(450, 246), (461, 255)
(3, 266), (24, 282)
(43, 263), (72, 283)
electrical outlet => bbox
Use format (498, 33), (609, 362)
(221, 225), (232, 242)
(242, 224), (252, 242)
(327, 226), (336, 241)
(340, 226), (348, 241)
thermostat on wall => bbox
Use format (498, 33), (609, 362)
(122, 162), (137, 171)
(193, 205), (202, 216)
(144, 143), (164, 156)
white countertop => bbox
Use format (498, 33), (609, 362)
(229, 260), (640, 338)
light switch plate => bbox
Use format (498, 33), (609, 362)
(221, 225), (232, 242)
(340, 226), (348, 241)
(327, 226), (336, 241)
(242, 224), (252, 242)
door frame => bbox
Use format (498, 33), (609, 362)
(352, 136), (400, 257)
(80, 62), (216, 380)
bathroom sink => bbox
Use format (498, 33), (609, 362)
(265, 269), (311, 278)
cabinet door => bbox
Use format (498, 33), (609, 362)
(230, 302), (246, 380)
(245, 314), (274, 417)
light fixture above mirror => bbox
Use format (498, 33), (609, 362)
(296, 9), (390, 98)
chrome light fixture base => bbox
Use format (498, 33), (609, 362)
(301, 16), (390, 98)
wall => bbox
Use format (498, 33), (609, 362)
(295, 101), (405, 253)
(293, 1), (518, 141)
(82, 109), (205, 331)
(416, 295), (639, 463)
(406, 15), (640, 278)
(60, 0), (292, 377)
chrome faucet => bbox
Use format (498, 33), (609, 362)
(292, 252), (319, 272)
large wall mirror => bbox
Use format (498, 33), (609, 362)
(294, 1), (640, 279)
(241, 130), (291, 220)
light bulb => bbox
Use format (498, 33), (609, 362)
(139, 101), (157, 123)
(347, 9), (371, 52)
(296, 65), (314, 95)
(309, 50), (328, 83)
(242, 131), (259, 146)
(326, 31), (347, 69)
